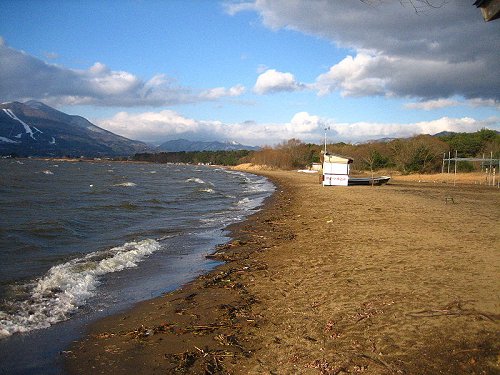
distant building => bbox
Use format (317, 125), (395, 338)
(474, 0), (500, 22)
(322, 153), (353, 186)
(311, 163), (322, 171)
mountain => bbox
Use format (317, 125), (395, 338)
(433, 131), (457, 138)
(157, 139), (260, 152)
(0, 101), (151, 157)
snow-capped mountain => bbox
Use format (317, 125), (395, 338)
(157, 139), (260, 152)
(0, 101), (151, 157)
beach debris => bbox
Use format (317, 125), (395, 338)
(181, 323), (228, 335)
(124, 322), (175, 339)
(305, 359), (344, 374)
(213, 333), (243, 349)
(207, 240), (249, 261)
(103, 345), (123, 354)
(94, 332), (116, 339)
(173, 350), (197, 371)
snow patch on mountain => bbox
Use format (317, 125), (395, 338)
(2, 108), (37, 139)
(0, 136), (20, 144)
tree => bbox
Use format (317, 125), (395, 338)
(357, 142), (391, 173)
(438, 129), (500, 158)
(389, 135), (447, 174)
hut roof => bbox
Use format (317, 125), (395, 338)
(324, 153), (353, 164)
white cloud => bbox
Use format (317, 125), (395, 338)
(223, 1), (257, 16)
(315, 53), (387, 97)
(324, 117), (498, 142)
(0, 41), (245, 107)
(200, 84), (246, 99)
(97, 110), (202, 142)
(97, 109), (499, 146)
(254, 69), (304, 94)
(231, 1), (500, 101)
(405, 98), (500, 111)
(467, 98), (500, 110)
(404, 99), (459, 111)
(287, 112), (321, 133)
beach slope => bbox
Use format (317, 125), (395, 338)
(66, 170), (500, 374)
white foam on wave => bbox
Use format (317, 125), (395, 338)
(0, 239), (161, 338)
(225, 170), (275, 195)
(186, 177), (206, 184)
(235, 197), (253, 209)
(199, 188), (215, 193)
(113, 182), (136, 187)
(42, 170), (54, 175)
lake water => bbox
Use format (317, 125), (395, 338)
(0, 158), (274, 374)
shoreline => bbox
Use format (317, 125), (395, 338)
(65, 168), (288, 374)
(66, 170), (499, 374)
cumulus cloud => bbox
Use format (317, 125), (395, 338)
(96, 109), (322, 145)
(0, 41), (245, 107)
(98, 110), (202, 142)
(231, 1), (500, 101)
(97, 109), (498, 146)
(315, 53), (387, 97)
(287, 112), (321, 133)
(254, 69), (304, 94)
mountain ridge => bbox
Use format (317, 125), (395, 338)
(157, 138), (260, 152)
(0, 101), (151, 157)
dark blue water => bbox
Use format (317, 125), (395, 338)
(0, 158), (274, 374)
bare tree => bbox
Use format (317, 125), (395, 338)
(360, 0), (447, 13)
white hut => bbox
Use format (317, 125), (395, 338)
(322, 153), (353, 186)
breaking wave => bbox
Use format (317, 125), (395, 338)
(186, 177), (206, 184)
(0, 239), (161, 338)
(113, 182), (136, 187)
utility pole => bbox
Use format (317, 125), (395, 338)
(324, 126), (330, 154)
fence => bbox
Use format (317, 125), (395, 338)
(442, 151), (500, 187)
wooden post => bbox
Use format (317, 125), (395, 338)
(441, 152), (445, 174)
(454, 150), (457, 186)
(447, 151), (451, 174)
(490, 152), (494, 186)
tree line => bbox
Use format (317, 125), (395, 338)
(133, 129), (499, 174)
(133, 150), (251, 166)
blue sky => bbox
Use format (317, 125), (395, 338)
(0, 0), (498, 146)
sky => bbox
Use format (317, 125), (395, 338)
(0, 0), (499, 146)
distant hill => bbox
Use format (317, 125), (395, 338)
(433, 131), (457, 138)
(157, 139), (260, 152)
(0, 101), (151, 157)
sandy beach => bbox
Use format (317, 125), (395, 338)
(66, 170), (500, 374)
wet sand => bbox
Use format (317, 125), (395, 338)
(66, 170), (500, 374)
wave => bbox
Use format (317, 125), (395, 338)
(186, 177), (206, 184)
(113, 182), (137, 187)
(0, 239), (161, 338)
(199, 188), (215, 193)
